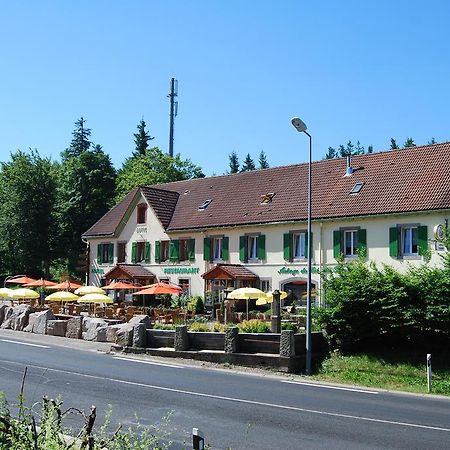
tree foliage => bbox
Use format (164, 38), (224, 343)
(240, 153), (256, 172)
(62, 117), (91, 159)
(390, 138), (399, 149)
(115, 147), (204, 202)
(258, 150), (269, 169)
(324, 140), (369, 159)
(0, 150), (57, 277)
(133, 118), (154, 157)
(403, 137), (416, 148)
(228, 151), (239, 174)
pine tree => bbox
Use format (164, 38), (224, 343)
(367, 145), (373, 153)
(325, 147), (337, 159)
(390, 138), (399, 149)
(404, 137), (416, 148)
(354, 140), (365, 155)
(240, 153), (256, 172)
(63, 117), (91, 159)
(228, 151), (239, 173)
(133, 118), (154, 157)
(258, 150), (269, 169)
(428, 137), (436, 145)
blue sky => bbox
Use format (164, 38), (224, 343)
(1, 0), (449, 175)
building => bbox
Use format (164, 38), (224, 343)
(82, 143), (450, 307)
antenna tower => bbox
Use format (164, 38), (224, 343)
(168, 78), (178, 157)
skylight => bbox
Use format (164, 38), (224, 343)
(261, 192), (275, 204)
(198, 199), (212, 210)
(350, 182), (364, 195)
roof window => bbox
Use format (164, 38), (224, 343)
(261, 192), (275, 204)
(198, 199), (212, 210)
(350, 182), (364, 195)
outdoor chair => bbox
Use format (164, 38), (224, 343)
(105, 308), (114, 319)
(50, 303), (60, 315)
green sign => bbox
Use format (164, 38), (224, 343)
(277, 266), (333, 276)
(91, 268), (104, 274)
(163, 267), (200, 275)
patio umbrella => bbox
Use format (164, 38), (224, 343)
(23, 278), (57, 288)
(227, 287), (267, 320)
(45, 291), (80, 302)
(256, 290), (288, 306)
(47, 281), (83, 291)
(5, 276), (37, 285)
(77, 293), (113, 304)
(0, 288), (14, 298)
(134, 282), (182, 295)
(74, 286), (105, 295)
(102, 281), (139, 290)
(10, 288), (40, 300)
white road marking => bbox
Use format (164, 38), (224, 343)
(113, 356), (183, 369)
(1, 360), (448, 433)
(0, 339), (50, 349)
(281, 380), (379, 394)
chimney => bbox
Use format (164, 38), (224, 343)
(345, 154), (353, 176)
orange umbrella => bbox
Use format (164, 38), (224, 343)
(47, 280), (83, 291)
(23, 278), (57, 288)
(134, 282), (182, 296)
(5, 276), (37, 285)
(102, 281), (139, 290)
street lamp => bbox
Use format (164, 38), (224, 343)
(291, 117), (313, 375)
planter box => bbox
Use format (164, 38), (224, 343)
(188, 331), (224, 350)
(147, 329), (175, 348)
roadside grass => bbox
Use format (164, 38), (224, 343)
(312, 349), (450, 396)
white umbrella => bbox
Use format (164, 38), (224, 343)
(227, 287), (267, 320)
(74, 286), (106, 295)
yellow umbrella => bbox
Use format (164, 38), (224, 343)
(77, 293), (113, 304)
(45, 291), (80, 302)
(256, 290), (288, 306)
(74, 286), (105, 295)
(0, 288), (14, 298)
(227, 287), (267, 320)
(10, 288), (40, 300)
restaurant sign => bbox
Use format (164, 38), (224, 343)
(163, 267), (200, 275)
(91, 268), (104, 274)
(278, 266), (333, 276)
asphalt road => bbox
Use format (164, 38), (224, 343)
(0, 329), (449, 449)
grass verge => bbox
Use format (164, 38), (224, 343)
(312, 349), (450, 396)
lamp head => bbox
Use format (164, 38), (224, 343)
(291, 117), (308, 133)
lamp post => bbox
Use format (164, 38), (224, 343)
(291, 117), (313, 375)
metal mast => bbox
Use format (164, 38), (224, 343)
(168, 78), (178, 157)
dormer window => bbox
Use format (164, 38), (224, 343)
(261, 192), (275, 204)
(350, 182), (364, 195)
(137, 204), (147, 224)
(198, 199), (212, 210)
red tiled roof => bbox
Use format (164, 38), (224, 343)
(202, 264), (259, 280)
(103, 264), (156, 280)
(84, 143), (450, 236)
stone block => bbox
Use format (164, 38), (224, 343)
(106, 324), (122, 343)
(174, 325), (188, 351)
(132, 323), (146, 348)
(0, 304), (9, 325)
(32, 309), (56, 334)
(12, 305), (34, 331)
(82, 318), (107, 341)
(66, 316), (83, 339)
(128, 314), (151, 328)
(24, 313), (37, 332)
(0, 306), (14, 329)
(280, 330), (295, 357)
(115, 324), (134, 347)
(47, 320), (68, 337)
(224, 327), (239, 353)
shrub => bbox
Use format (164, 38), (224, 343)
(187, 296), (204, 314)
(239, 319), (270, 333)
(212, 321), (227, 332)
(152, 323), (176, 330)
(281, 322), (298, 333)
(189, 321), (210, 332)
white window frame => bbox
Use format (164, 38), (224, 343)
(401, 226), (419, 256)
(247, 235), (258, 261)
(213, 236), (223, 262)
(344, 229), (358, 257)
(292, 231), (306, 260)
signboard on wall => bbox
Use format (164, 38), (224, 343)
(163, 267), (200, 275)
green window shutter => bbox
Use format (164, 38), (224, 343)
(155, 241), (161, 263)
(418, 225), (428, 256)
(169, 240), (179, 262)
(144, 241), (151, 263)
(283, 233), (291, 261)
(131, 242), (137, 264)
(333, 230), (341, 259)
(357, 229), (367, 256)
(239, 236), (246, 262)
(257, 235), (266, 260)
(203, 237), (211, 261)
(188, 239), (196, 261)
(305, 232), (313, 258)
(108, 243), (114, 264)
(97, 244), (103, 264)
(222, 237), (229, 261)
(389, 227), (399, 258)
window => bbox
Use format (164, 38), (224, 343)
(198, 199), (212, 210)
(260, 192), (275, 204)
(137, 204), (147, 224)
(333, 228), (366, 259)
(117, 242), (126, 263)
(155, 239), (195, 263)
(283, 231), (310, 261)
(239, 234), (266, 262)
(203, 236), (228, 262)
(131, 241), (150, 264)
(97, 243), (113, 265)
(179, 278), (190, 296)
(260, 279), (271, 293)
(390, 225), (427, 258)
(350, 182), (364, 195)
(160, 240), (170, 262)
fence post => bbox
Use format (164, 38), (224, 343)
(174, 325), (188, 351)
(427, 353), (432, 393)
(193, 427), (205, 450)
